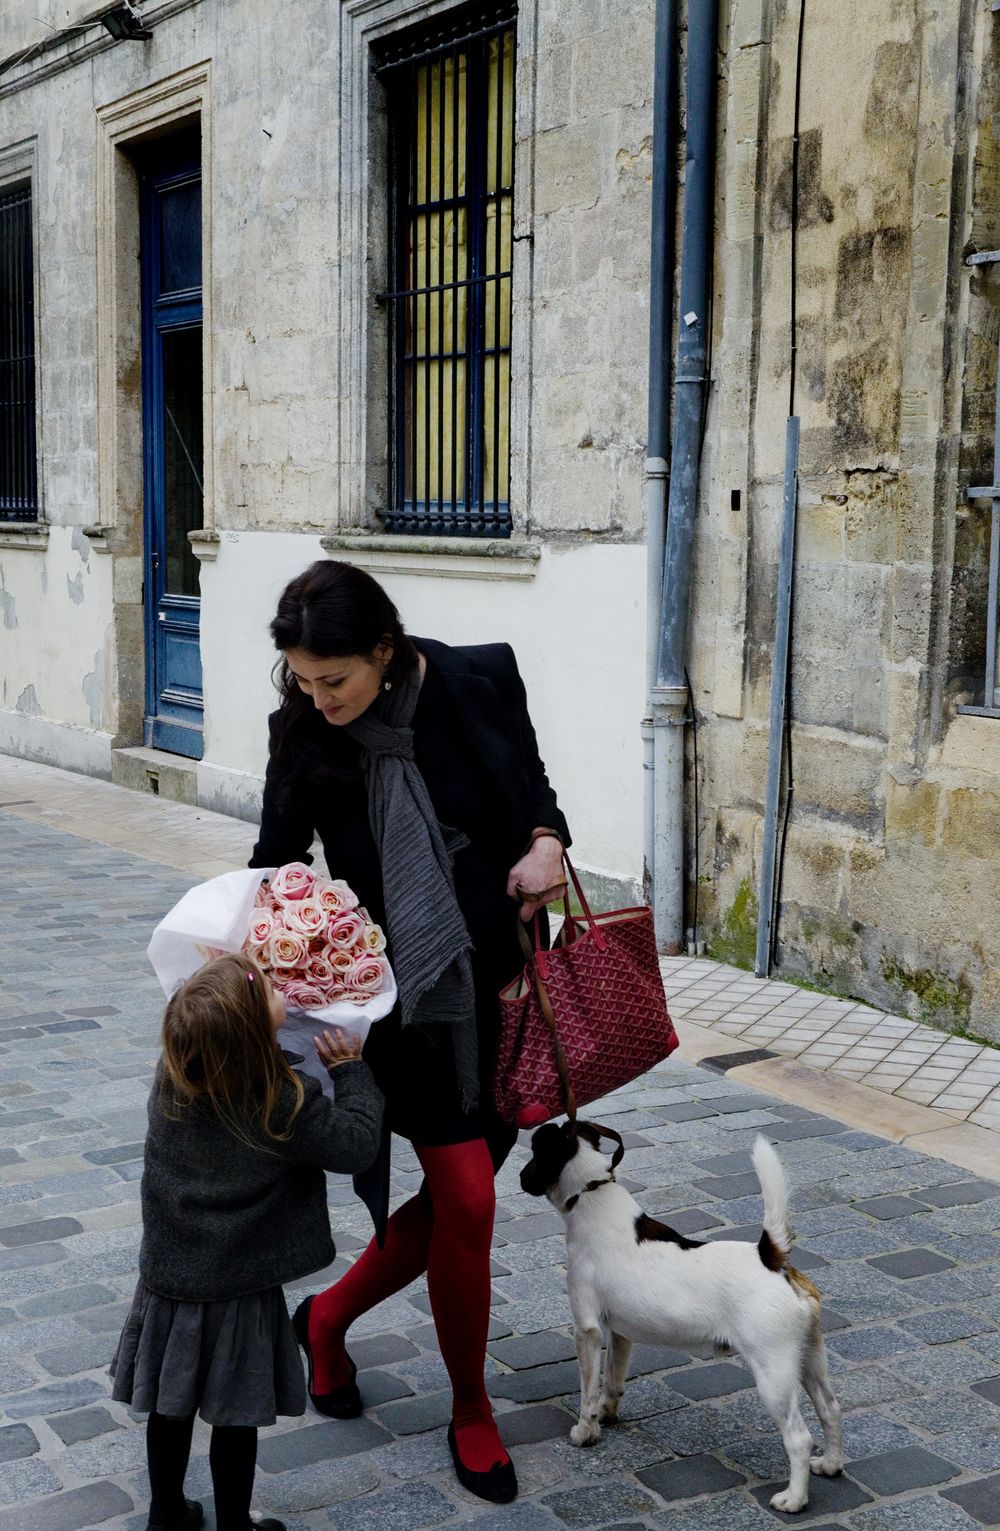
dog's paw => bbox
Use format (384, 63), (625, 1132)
(769, 1489), (808, 1514)
(598, 1393), (621, 1423)
(810, 1452), (844, 1477)
(569, 1419), (601, 1447)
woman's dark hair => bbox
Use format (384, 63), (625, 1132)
(268, 560), (418, 787)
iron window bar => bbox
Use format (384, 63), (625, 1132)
(0, 181), (38, 522)
(381, 5), (516, 538)
(962, 247), (1000, 714)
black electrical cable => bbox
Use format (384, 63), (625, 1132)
(770, 0), (806, 968)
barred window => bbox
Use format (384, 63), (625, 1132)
(0, 181), (37, 522)
(379, 3), (515, 537)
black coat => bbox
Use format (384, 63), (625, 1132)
(140, 1059), (383, 1301)
(250, 638), (570, 1236)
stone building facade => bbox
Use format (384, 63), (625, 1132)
(2, 0), (1000, 1038)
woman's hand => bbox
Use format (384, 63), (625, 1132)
(507, 833), (567, 921)
(314, 1027), (363, 1071)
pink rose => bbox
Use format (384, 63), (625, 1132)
(345, 954), (388, 995)
(362, 921), (387, 955)
(270, 863), (315, 904)
(306, 953), (337, 987)
(316, 878), (360, 915)
(267, 929), (308, 969)
(325, 947), (354, 976)
(245, 908), (275, 950)
(253, 880), (273, 909)
(281, 897), (326, 940)
(326, 911), (367, 952)
(280, 979), (329, 1010)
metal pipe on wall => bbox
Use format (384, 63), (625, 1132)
(651, 0), (718, 952)
(642, 0), (678, 904)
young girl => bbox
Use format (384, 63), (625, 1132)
(111, 953), (383, 1531)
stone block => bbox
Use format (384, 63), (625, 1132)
(886, 776), (940, 846)
(48, 1405), (120, 1446)
(638, 1455), (746, 1500)
(256, 1416), (390, 1472)
(867, 1248), (957, 1279)
(665, 1363), (754, 1401)
(573, 25), (654, 120)
(543, 1482), (659, 1526)
(0, 1424), (37, 1463)
(0, 1480), (131, 1531)
(534, 124), (602, 215)
(849, 1445), (960, 1495)
(941, 786), (1000, 859)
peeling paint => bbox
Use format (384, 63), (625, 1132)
(71, 527), (91, 564)
(0, 569), (15, 630)
(82, 651), (102, 729)
(16, 685), (41, 716)
(66, 571), (85, 605)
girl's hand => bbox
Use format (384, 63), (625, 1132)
(507, 834), (567, 921)
(314, 1027), (363, 1071)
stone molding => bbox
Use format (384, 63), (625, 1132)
(321, 530), (541, 579)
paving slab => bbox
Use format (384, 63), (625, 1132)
(1, 757), (1000, 1531)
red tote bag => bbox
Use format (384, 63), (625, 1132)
(494, 854), (679, 1128)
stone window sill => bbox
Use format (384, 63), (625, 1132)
(0, 521), (48, 550)
(188, 529), (220, 561)
(321, 531), (541, 580)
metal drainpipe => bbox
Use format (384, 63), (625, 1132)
(652, 0), (718, 953)
(643, 0), (678, 908)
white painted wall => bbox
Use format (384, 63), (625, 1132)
(196, 534), (646, 883)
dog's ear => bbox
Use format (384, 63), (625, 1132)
(520, 1121), (578, 1197)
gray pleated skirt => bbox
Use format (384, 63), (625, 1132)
(110, 1280), (306, 1428)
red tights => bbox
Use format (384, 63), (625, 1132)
(307, 1138), (508, 1473)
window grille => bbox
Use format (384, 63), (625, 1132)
(0, 181), (37, 522)
(378, 2), (516, 537)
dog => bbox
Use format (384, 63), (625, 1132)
(520, 1120), (844, 1514)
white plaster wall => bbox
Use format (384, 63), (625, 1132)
(197, 535), (646, 883)
(0, 529), (112, 730)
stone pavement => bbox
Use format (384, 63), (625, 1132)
(0, 756), (999, 1529)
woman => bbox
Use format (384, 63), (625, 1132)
(250, 559), (570, 1505)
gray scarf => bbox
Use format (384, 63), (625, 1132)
(345, 665), (479, 1111)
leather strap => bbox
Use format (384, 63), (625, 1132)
(517, 916), (578, 1121)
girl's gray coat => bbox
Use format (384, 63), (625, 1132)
(139, 1057), (383, 1302)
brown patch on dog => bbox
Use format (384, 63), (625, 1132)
(635, 1213), (704, 1251)
(787, 1265), (822, 1304)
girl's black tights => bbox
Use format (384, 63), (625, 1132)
(147, 1411), (257, 1530)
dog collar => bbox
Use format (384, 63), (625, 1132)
(563, 1175), (615, 1213)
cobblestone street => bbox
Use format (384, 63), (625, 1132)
(1, 764), (999, 1529)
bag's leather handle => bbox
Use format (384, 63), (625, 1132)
(514, 913), (629, 1162)
(516, 916), (578, 1122)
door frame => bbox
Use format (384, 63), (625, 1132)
(139, 146), (205, 758)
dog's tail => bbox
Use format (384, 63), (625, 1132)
(751, 1134), (792, 1268)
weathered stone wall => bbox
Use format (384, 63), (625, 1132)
(0, 0), (656, 894)
(695, 0), (1000, 1040)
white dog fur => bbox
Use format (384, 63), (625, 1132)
(520, 1122), (844, 1514)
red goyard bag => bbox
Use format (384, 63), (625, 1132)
(494, 854), (679, 1128)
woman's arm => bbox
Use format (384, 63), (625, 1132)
(249, 712), (316, 869)
(496, 645), (572, 917)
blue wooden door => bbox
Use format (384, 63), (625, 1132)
(139, 141), (205, 758)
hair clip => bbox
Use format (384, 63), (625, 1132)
(246, 970), (255, 983)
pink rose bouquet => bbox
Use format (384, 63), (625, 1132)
(243, 862), (391, 1010)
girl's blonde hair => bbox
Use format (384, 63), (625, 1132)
(160, 953), (304, 1147)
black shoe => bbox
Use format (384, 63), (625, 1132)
(249, 1514), (286, 1531)
(147, 1500), (203, 1531)
(447, 1421), (518, 1504)
(292, 1295), (362, 1418)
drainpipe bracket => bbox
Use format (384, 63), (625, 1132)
(650, 685), (687, 712)
(644, 456), (669, 479)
